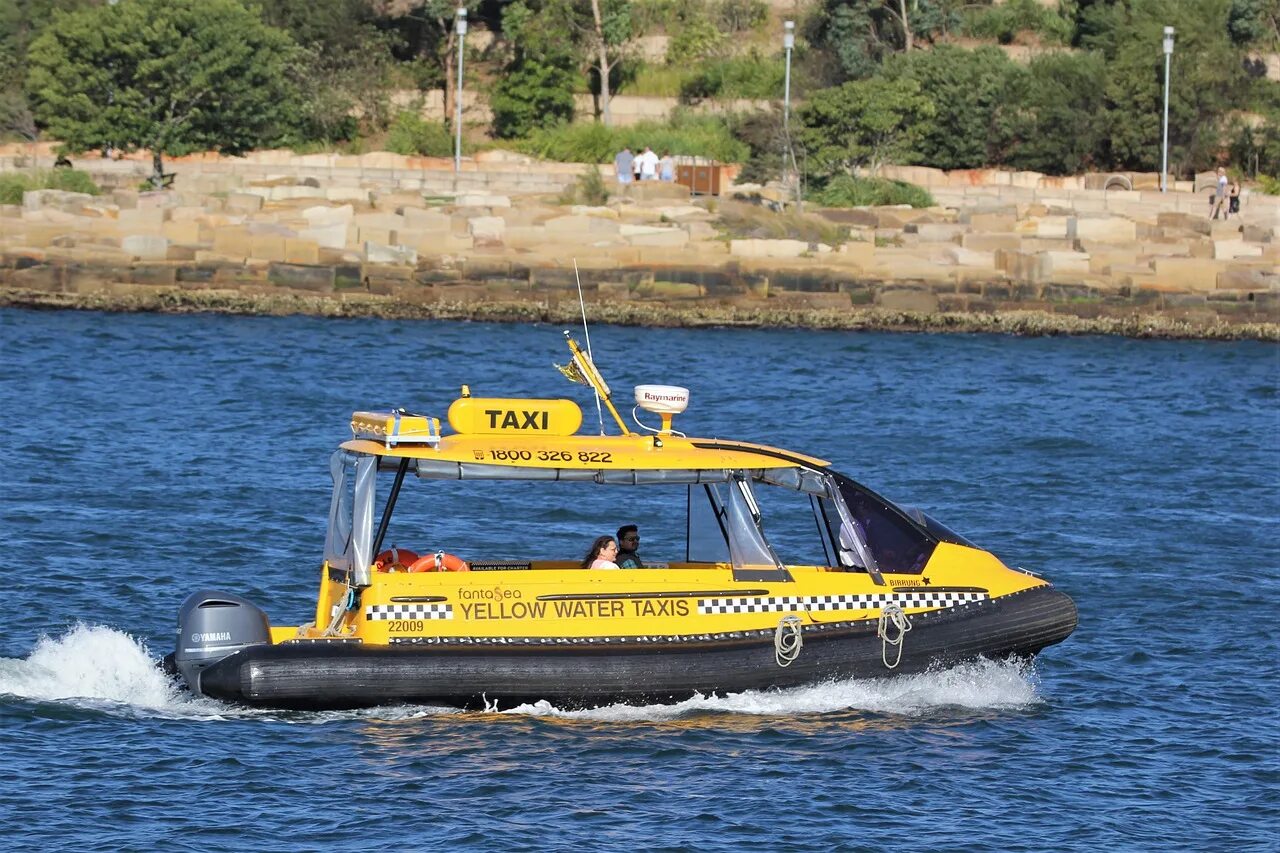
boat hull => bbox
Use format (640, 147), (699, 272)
(196, 585), (1077, 710)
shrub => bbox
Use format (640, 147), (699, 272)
(960, 0), (1072, 45)
(384, 111), (453, 157)
(808, 175), (934, 208)
(515, 113), (749, 164)
(42, 167), (101, 195)
(558, 166), (612, 206)
(0, 174), (33, 205)
(680, 52), (786, 102)
(0, 169), (100, 204)
(1258, 175), (1280, 196)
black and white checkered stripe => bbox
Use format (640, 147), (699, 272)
(698, 591), (986, 615)
(365, 603), (453, 620)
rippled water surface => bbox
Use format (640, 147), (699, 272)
(1, 309), (1276, 851)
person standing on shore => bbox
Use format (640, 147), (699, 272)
(659, 150), (675, 182)
(1211, 167), (1228, 219)
(614, 147), (634, 185)
(1228, 179), (1241, 219)
(639, 146), (659, 181)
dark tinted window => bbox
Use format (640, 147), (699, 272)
(835, 474), (936, 574)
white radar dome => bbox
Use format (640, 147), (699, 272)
(634, 385), (690, 414)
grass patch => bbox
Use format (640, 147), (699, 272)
(716, 200), (850, 244)
(0, 168), (101, 205)
(384, 111), (454, 157)
(809, 175), (934, 208)
(622, 64), (690, 97)
(959, 0), (1072, 45)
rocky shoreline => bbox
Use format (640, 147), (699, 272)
(2, 147), (1277, 341)
(4, 286), (1275, 341)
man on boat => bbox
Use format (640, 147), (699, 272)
(616, 525), (644, 568)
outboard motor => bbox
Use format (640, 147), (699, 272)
(173, 590), (271, 692)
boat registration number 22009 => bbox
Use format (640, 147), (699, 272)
(483, 449), (613, 464)
(387, 620), (426, 632)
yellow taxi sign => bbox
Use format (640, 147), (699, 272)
(448, 397), (582, 436)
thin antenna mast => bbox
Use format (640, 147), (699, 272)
(573, 258), (606, 435)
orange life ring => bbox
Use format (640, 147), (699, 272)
(374, 548), (420, 572)
(407, 551), (470, 573)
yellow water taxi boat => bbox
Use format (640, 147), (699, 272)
(171, 333), (1076, 710)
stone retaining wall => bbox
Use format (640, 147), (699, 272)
(2, 150), (1276, 338)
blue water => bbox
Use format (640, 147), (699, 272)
(1, 308), (1276, 850)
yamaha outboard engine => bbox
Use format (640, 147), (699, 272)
(173, 590), (271, 693)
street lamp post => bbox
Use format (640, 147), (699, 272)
(1161, 26), (1174, 193)
(454, 7), (467, 176)
(782, 20), (794, 197)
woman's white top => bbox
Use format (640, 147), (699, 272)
(589, 559), (620, 570)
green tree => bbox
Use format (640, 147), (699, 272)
(885, 45), (1024, 169)
(1005, 51), (1109, 174)
(1227, 0), (1279, 47)
(372, 1), (482, 134)
(1102, 0), (1249, 173)
(26, 0), (301, 187)
(795, 76), (935, 178)
(490, 1), (578, 138)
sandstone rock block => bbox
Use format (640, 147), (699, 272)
(456, 193), (511, 208)
(546, 214), (620, 238)
(357, 226), (394, 246)
(877, 287), (939, 313)
(906, 222), (966, 241)
(284, 238), (320, 264)
(966, 212), (1016, 232)
(962, 233), (1022, 252)
(1072, 217), (1137, 242)
(326, 187), (372, 204)
(300, 222), (349, 250)
(623, 225), (689, 248)
(402, 208), (452, 232)
(1034, 216), (1071, 239)
(504, 225), (547, 249)
(212, 228), (254, 259)
(162, 221), (204, 244)
(730, 238), (812, 259)
(225, 193), (264, 214)
(117, 207), (169, 230)
(1212, 240), (1263, 260)
(1042, 250), (1091, 276)
(364, 241), (417, 264)
(468, 216), (506, 243)
(830, 241), (874, 269)
(121, 234), (170, 260)
(941, 247), (996, 267)
(414, 232), (474, 254)
(1152, 258), (1223, 292)
(1216, 266), (1276, 290)
(268, 263), (335, 291)
(1156, 212), (1211, 235)
(23, 190), (94, 212)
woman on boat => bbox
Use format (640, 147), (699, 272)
(582, 536), (620, 570)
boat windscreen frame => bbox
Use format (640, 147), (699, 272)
(333, 453), (920, 585)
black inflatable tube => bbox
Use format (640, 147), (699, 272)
(197, 585), (1077, 711)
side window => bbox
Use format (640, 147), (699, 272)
(750, 481), (838, 567)
(836, 477), (936, 574)
(687, 484), (731, 563)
